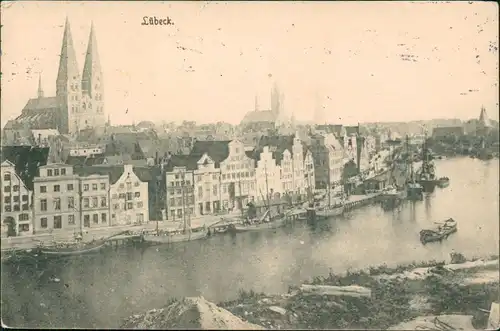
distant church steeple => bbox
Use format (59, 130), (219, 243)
(37, 73), (44, 98)
(82, 21), (102, 97)
(56, 16), (80, 94)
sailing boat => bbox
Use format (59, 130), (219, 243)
(405, 135), (424, 200)
(416, 134), (438, 193)
(314, 156), (344, 219)
(142, 175), (208, 245)
(231, 162), (286, 232)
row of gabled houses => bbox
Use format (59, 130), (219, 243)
(1, 129), (377, 236)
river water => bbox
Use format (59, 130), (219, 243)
(2, 157), (498, 328)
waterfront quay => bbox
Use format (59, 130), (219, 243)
(0, 214), (230, 252)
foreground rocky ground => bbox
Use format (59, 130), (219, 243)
(122, 253), (499, 330)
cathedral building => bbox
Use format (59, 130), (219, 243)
(4, 18), (106, 137)
(240, 83), (285, 131)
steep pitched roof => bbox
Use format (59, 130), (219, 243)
(189, 140), (231, 167)
(14, 108), (60, 130)
(1, 146), (50, 190)
(316, 124), (344, 136)
(23, 97), (60, 111)
(256, 135), (294, 165)
(73, 165), (124, 184)
(164, 155), (199, 172)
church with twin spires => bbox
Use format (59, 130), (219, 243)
(7, 18), (106, 136)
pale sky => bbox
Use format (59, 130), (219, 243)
(1, 1), (498, 126)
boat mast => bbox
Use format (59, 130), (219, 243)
(181, 171), (186, 233)
(264, 162), (271, 218)
(327, 149), (331, 207)
(79, 182), (83, 236)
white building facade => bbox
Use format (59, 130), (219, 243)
(110, 164), (149, 225)
(1, 161), (33, 236)
(255, 146), (281, 201)
(33, 164), (81, 234)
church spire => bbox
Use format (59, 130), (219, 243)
(56, 16), (80, 92)
(37, 73), (44, 98)
(82, 21), (102, 97)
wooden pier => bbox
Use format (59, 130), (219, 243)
(343, 193), (383, 212)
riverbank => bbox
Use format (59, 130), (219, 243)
(1, 215), (231, 253)
(215, 254), (499, 330)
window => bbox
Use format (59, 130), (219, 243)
(40, 218), (48, 228)
(13, 204), (20, 212)
(112, 193), (118, 199)
(40, 199), (47, 211)
(93, 214), (98, 224)
(127, 192), (133, 200)
(54, 185), (60, 192)
(100, 197), (107, 207)
(22, 204), (29, 211)
(134, 182), (139, 187)
(54, 169), (60, 176)
(83, 198), (89, 208)
(3, 173), (11, 181)
(213, 185), (218, 195)
(127, 182), (132, 189)
(19, 214), (29, 221)
(68, 197), (75, 209)
(198, 186), (203, 198)
(22, 194), (28, 202)
(100, 183), (106, 190)
(92, 184), (98, 191)
(47, 169), (53, 176)
(19, 224), (30, 232)
(127, 202), (133, 209)
(119, 183), (124, 189)
(40, 186), (46, 193)
(5, 205), (11, 212)
(68, 215), (75, 225)
(61, 168), (66, 175)
(84, 215), (90, 227)
(4, 196), (10, 203)
(67, 184), (74, 191)
(101, 213), (107, 223)
(169, 198), (175, 207)
(54, 216), (62, 229)
(92, 197), (98, 207)
(83, 184), (89, 191)
(13, 185), (19, 192)
(137, 202), (143, 208)
(114, 204), (119, 210)
(54, 198), (61, 210)
(119, 193), (126, 199)
(137, 214), (144, 223)
(134, 192), (140, 198)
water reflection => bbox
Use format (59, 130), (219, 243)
(2, 157), (498, 329)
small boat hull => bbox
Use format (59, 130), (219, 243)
(437, 178), (450, 188)
(417, 180), (437, 193)
(315, 205), (344, 219)
(420, 219), (457, 244)
(142, 229), (209, 244)
(39, 241), (107, 256)
(231, 218), (286, 232)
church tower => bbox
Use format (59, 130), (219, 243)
(56, 17), (82, 134)
(37, 74), (44, 98)
(81, 21), (105, 129)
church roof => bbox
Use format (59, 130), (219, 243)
(73, 165), (153, 184)
(23, 97), (59, 111)
(14, 108), (60, 130)
(241, 110), (278, 125)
